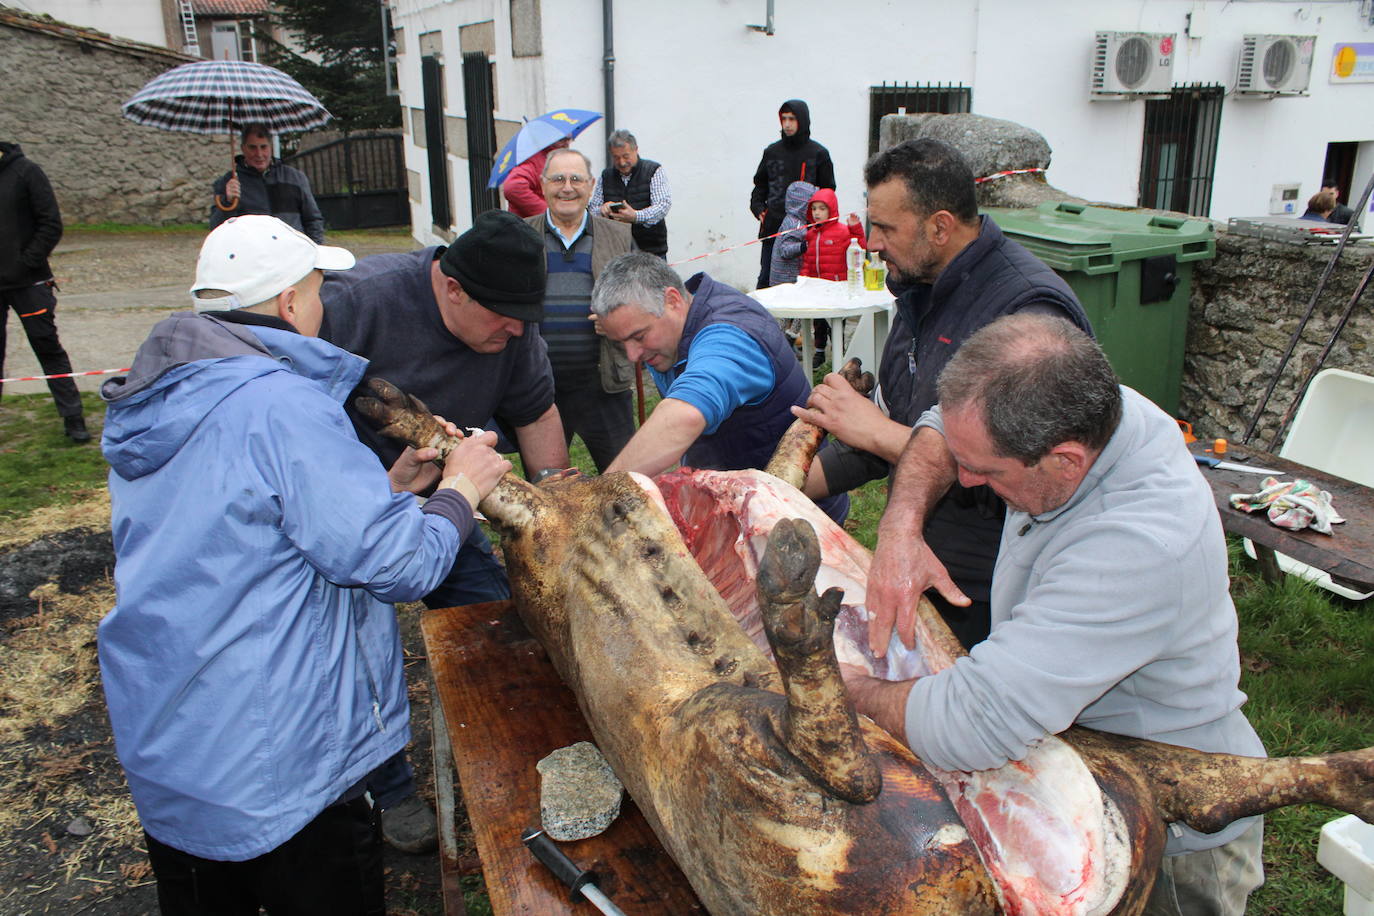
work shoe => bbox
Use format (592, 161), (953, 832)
(64, 416), (91, 443)
(380, 794), (438, 854)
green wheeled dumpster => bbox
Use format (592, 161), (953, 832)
(984, 202), (1216, 417)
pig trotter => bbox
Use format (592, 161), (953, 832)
(837, 358), (875, 398)
(353, 377), (460, 458)
(765, 359), (879, 489)
(757, 518), (882, 804)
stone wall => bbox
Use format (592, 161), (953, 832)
(878, 111), (1374, 452)
(1183, 233), (1374, 449)
(0, 9), (224, 225)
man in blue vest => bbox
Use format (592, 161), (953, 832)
(589, 129), (671, 259)
(594, 252), (846, 522)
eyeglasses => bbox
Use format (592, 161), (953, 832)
(543, 173), (589, 186)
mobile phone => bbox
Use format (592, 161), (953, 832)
(609, 202), (626, 211)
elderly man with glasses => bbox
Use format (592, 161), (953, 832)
(525, 148), (637, 471)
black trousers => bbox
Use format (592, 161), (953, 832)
(553, 367), (635, 473)
(145, 796), (384, 916)
(757, 237), (776, 289)
(1, 282), (82, 415)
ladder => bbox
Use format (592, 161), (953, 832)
(178, 0), (201, 56)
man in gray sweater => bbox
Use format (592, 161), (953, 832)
(847, 313), (1265, 915)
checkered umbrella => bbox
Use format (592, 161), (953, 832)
(122, 60), (331, 134)
(123, 60), (330, 211)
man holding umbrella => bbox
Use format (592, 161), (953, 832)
(210, 123), (325, 243)
(123, 60), (332, 242)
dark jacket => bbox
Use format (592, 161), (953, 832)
(750, 100), (836, 238)
(599, 158), (668, 254)
(819, 216), (1091, 603)
(0, 142), (63, 290)
(524, 212), (635, 393)
(210, 155), (325, 243)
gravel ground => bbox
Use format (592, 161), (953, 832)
(3, 227), (417, 397)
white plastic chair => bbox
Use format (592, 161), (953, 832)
(1244, 368), (1374, 600)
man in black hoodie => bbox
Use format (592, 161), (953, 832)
(0, 141), (88, 441)
(749, 99), (836, 289)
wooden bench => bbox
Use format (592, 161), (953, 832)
(1188, 441), (1374, 592)
(421, 600), (706, 915)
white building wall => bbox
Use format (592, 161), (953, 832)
(391, 0), (1374, 290)
(21, 0), (168, 47)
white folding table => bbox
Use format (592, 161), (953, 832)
(752, 277), (895, 375)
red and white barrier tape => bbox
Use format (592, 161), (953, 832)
(2, 367), (130, 383)
(671, 169), (1045, 267)
(975, 167), (1047, 184)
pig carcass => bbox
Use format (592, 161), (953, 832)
(357, 379), (1374, 916)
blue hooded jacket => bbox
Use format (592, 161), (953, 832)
(99, 312), (469, 860)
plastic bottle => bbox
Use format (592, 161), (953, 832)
(845, 238), (864, 296)
(863, 251), (887, 291)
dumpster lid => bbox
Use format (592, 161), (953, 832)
(984, 201), (1215, 274)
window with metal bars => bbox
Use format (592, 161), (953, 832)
(868, 83), (972, 156)
(1138, 83), (1223, 217)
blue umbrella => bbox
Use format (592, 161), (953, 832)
(487, 108), (602, 188)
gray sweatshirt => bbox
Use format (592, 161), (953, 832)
(906, 387), (1264, 852)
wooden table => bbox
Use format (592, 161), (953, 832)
(1189, 440), (1374, 591)
(421, 600), (706, 915)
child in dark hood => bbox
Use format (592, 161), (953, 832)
(749, 99), (835, 288)
(768, 180), (818, 287)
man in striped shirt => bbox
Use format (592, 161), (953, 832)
(525, 148), (637, 471)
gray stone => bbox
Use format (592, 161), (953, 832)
(536, 742), (623, 841)
(66, 816), (93, 837)
(876, 112), (1086, 210)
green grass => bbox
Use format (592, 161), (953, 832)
(1227, 539), (1374, 913)
(65, 221), (207, 234)
(3, 384), (1369, 910)
(0, 392), (110, 520)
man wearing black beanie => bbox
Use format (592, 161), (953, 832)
(318, 208), (568, 854)
(749, 99), (836, 288)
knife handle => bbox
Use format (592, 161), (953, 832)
(1193, 455), (1220, 468)
(522, 827), (594, 901)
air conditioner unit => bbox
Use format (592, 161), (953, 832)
(1091, 31), (1176, 98)
(1236, 34), (1316, 96)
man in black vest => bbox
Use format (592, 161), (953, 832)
(590, 130), (671, 259)
(792, 139), (1090, 650)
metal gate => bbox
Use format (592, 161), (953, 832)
(868, 83), (972, 155)
(422, 55), (452, 230)
(1138, 84), (1224, 217)
(285, 133), (407, 230)
(462, 52), (502, 221)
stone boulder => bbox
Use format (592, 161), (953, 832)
(877, 113), (1085, 209)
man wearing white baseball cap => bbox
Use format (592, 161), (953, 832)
(97, 215), (511, 914)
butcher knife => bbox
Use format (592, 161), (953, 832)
(1193, 454), (1284, 475)
(521, 827), (627, 916)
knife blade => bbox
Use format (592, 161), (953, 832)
(1194, 455), (1284, 475)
